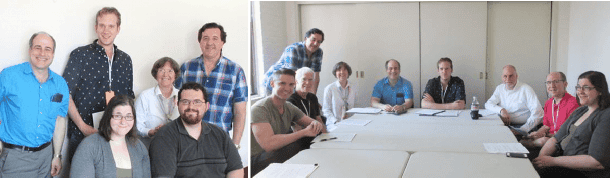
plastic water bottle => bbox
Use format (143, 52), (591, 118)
(470, 96), (479, 119)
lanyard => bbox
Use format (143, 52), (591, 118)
(107, 48), (114, 89)
(340, 85), (350, 111)
(159, 94), (176, 121)
(552, 99), (560, 131)
(439, 80), (448, 103)
(300, 99), (310, 117)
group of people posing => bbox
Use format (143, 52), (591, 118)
(252, 28), (610, 178)
(0, 7), (246, 178)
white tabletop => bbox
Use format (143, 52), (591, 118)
(403, 152), (539, 178)
(347, 109), (504, 126)
(283, 149), (410, 178)
(312, 123), (517, 153)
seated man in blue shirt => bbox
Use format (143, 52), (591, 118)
(421, 57), (466, 110)
(371, 59), (414, 113)
(0, 32), (69, 177)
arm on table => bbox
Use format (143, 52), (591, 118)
(371, 97), (392, 112)
(252, 116), (322, 152)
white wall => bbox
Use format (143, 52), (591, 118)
(565, 1), (610, 95)
(259, 1), (289, 76)
(0, 0), (250, 96)
(1, 1), (251, 176)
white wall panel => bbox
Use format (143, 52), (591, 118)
(420, 2), (487, 108)
(486, 2), (551, 105)
(300, 2), (420, 107)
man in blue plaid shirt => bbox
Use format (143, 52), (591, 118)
(262, 28), (324, 95)
(174, 22), (248, 148)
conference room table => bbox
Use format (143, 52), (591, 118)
(277, 109), (539, 178)
(310, 109), (517, 153)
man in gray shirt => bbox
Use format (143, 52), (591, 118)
(149, 82), (243, 177)
(251, 69), (326, 175)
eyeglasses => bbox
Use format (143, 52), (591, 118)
(158, 69), (174, 74)
(112, 114), (134, 121)
(545, 80), (565, 85)
(179, 99), (205, 106)
(575, 85), (595, 91)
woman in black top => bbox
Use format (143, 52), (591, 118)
(534, 71), (610, 178)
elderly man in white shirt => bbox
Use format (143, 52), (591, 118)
(485, 65), (543, 135)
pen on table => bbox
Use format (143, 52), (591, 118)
(320, 137), (337, 142)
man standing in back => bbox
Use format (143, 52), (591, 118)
(62, 7), (135, 168)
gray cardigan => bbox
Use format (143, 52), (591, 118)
(554, 106), (610, 177)
(70, 133), (151, 178)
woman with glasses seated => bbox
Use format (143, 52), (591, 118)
(534, 71), (610, 178)
(134, 57), (181, 147)
(71, 95), (150, 178)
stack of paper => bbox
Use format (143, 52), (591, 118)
(435, 110), (461, 117)
(483, 143), (529, 154)
(314, 133), (357, 142)
(255, 163), (319, 178)
(346, 108), (382, 114)
(415, 109), (445, 116)
(337, 119), (371, 126)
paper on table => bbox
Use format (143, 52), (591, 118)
(337, 119), (371, 126)
(415, 109), (445, 116)
(314, 133), (356, 142)
(254, 163), (318, 178)
(346, 108), (382, 114)
(483, 143), (529, 154)
(435, 110), (462, 117)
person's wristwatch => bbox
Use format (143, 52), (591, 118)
(54, 154), (62, 160)
(235, 144), (241, 150)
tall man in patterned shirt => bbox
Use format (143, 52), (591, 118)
(0, 32), (69, 177)
(62, 7), (134, 169)
(174, 22), (248, 148)
(262, 28), (324, 95)
(421, 57), (466, 110)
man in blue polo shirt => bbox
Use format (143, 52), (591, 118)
(371, 59), (414, 113)
(0, 32), (69, 177)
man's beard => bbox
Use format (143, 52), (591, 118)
(181, 109), (202, 125)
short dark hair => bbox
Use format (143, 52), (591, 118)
(178, 82), (209, 103)
(332, 61), (352, 78)
(96, 7), (121, 26)
(198, 22), (227, 43)
(304, 28), (324, 43)
(577, 71), (610, 110)
(385, 59), (401, 70)
(151, 57), (180, 79)
(98, 95), (138, 144)
(438, 57), (453, 69)
(29, 32), (56, 53)
(272, 68), (296, 83)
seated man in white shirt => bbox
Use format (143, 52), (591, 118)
(485, 65), (543, 135)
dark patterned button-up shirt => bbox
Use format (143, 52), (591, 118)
(63, 40), (134, 138)
(423, 76), (466, 104)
